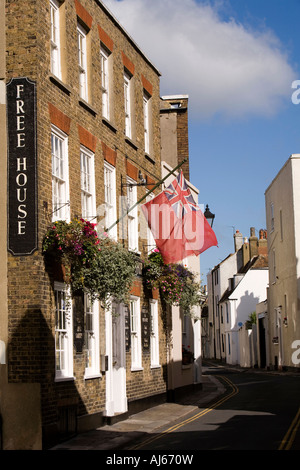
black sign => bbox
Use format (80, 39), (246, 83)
(73, 294), (85, 353)
(7, 77), (37, 255)
(124, 305), (131, 352)
(141, 306), (150, 350)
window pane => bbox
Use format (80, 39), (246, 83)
(50, 0), (61, 77)
(78, 24), (88, 100)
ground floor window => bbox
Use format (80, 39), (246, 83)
(54, 282), (73, 380)
(182, 314), (194, 364)
(150, 299), (160, 367)
(84, 295), (100, 378)
(130, 296), (142, 370)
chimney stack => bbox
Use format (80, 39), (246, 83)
(234, 230), (243, 252)
(258, 229), (268, 255)
(243, 237), (250, 266)
(249, 227), (258, 258)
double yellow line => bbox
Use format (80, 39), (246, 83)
(279, 407), (300, 450)
(129, 375), (238, 450)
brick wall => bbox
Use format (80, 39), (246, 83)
(5, 0), (167, 442)
(176, 98), (190, 181)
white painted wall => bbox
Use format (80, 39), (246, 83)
(265, 154), (300, 368)
(161, 161), (202, 388)
(226, 268), (269, 364)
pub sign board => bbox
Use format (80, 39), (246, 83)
(7, 77), (38, 256)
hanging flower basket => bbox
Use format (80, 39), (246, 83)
(182, 347), (194, 365)
(143, 250), (202, 316)
(42, 218), (136, 307)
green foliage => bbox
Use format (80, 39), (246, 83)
(42, 219), (136, 307)
(249, 312), (257, 324)
(143, 250), (202, 316)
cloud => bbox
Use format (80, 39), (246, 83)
(102, 0), (296, 120)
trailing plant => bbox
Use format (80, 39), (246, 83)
(249, 312), (257, 324)
(143, 250), (202, 316)
(42, 218), (136, 307)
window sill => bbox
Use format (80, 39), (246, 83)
(84, 373), (102, 380)
(150, 364), (161, 369)
(129, 249), (141, 256)
(131, 366), (143, 372)
(55, 375), (75, 383)
(125, 136), (138, 150)
(102, 117), (117, 133)
(79, 98), (98, 116)
(49, 74), (72, 95)
(145, 153), (155, 165)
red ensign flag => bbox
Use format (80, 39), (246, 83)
(141, 171), (218, 264)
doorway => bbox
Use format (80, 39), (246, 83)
(105, 302), (127, 416)
(259, 317), (266, 368)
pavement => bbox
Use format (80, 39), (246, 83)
(50, 372), (225, 451)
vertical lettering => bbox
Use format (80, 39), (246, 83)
(16, 173), (27, 187)
(16, 100), (25, 114)
(16, 84), (24, 99)
(16, 157), (27, 172)
(18, 204), (27, 219)
(17, 115), (25, 131)
(17, 220), (26, 235)
(16, 188), (27, 203)
(7, 77), (37, 255)
(17, 133), (25, 148)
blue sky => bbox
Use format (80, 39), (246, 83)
(102, 0), (300, 282)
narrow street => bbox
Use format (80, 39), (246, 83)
(128, 362), (300, 451)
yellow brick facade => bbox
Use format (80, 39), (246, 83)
(4, 0), (168, 448)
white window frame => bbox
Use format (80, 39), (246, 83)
(80, 146), (96, 220)
(150, 299), (160, 368)
(270, 202), (274, 232)
(146, 193), (156, 253)
(104, 162), (117, 240)
(226, 302), (229, 324)
(127, 178), (138, 252)
(84, 295), (100, 378)
(280, 209), (283, 241)
(101, 46), (110, 120)
(182, 314), (188, 349)
(124, 72), (132, 138)
(130, 296), (142, 370)
(51, 125), (70, 222)
(143, 92), (150, 154)
(77, 22), (88, 101)
(50, 0), (61, 78)
(272, 248), (276, 283)
(54, 282), (73, 381)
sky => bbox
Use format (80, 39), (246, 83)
(102, 0), (300, 282)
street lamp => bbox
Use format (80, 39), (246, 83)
(204, 204), (215, 227)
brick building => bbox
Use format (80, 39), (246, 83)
(160, 95), (203, 399)
(1, 0), (171, 449)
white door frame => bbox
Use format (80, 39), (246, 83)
(105, 301), (127, 416)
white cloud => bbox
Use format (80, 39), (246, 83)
(102, 0), (296, 119)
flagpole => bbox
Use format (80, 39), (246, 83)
(105, 158), (187, 233)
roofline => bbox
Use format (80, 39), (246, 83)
(161, 95), (189, 100)
(265, 153), (300, 195)
(210, 252), (235, 272)
(95, 0), (161, 76)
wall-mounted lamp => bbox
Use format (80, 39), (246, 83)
(204, 204), (215, 227)
(121, 170), (147, 189)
